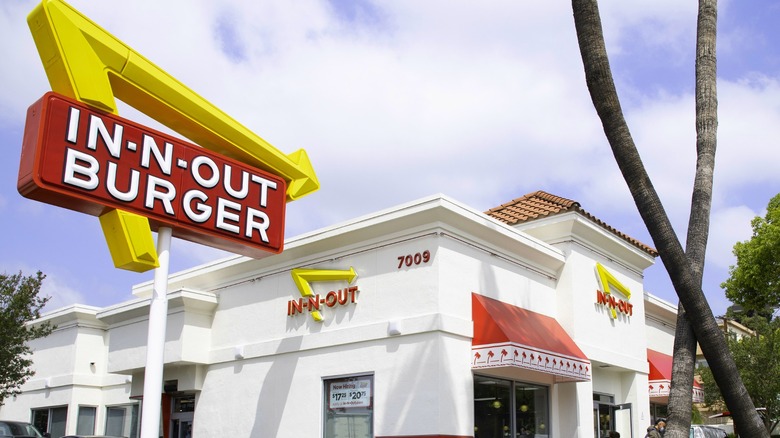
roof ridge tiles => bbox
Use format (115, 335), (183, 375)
(485, 190), (658, 257)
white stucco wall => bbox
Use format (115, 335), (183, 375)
(512, 211), (657, 438)
(0, 306), (135, 435)
(645, 294), (678, 355)
(3, 195), (673, 438)
(193, 230), (480, 436)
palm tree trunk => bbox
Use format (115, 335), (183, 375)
(570, 1), (767, 436)
(668, 309), (697, 437)
(667, 1), (719, 436)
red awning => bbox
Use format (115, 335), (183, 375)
(647, 349), (704, 403)
(471, 293), (591, 381)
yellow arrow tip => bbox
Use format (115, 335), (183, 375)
(286, 148), (319, 201)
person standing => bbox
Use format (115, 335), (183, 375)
(645, 418), (666, 438)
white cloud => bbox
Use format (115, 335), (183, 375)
(0, 262), (86, 312)
(0, 3), (50, 120)
(717, 77), (780, 187)
(39, 272), (89, 312)
(0, 0), (777, 318)
(707, 205), (758, 269)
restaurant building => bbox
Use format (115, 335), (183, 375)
(1, 191), (701, 437)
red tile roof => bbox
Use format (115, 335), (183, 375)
(485, 190), (658, 257)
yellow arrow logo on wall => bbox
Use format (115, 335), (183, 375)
(595, 263), (631, 319)
(291, 268), (358, 322)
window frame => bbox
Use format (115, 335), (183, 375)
(473, 374), (551, 438)
(322, 373), (375, 438)
(76, 405), (97, 435)
(105, 403), (140, 438)
(31, 406), (68, 437)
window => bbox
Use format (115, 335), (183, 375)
(76, 406), (96, 434)
(516, 382), (549, 436)
(474, 375), (550, 438)
(106, 404), (140, 438)
(650, 402), (668, 423)
(323, 375), (373, 438)
(173, 395), (195, 413)
(32, 406), (67, 438)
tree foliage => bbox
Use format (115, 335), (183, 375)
(0, 271), (54, 406)
(722, 193), (780, 312)
(698, 316), (780, 430)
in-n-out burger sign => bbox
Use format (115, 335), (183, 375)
(288, 267), (359, 322)
(594, 263), (633, 319)
(18, 93), (286, 256)
(287, 286), (359, 318)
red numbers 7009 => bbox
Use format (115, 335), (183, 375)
(397, 250), (431, 269)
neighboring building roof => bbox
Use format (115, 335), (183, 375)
(485, 190), (658, 257)
(716, 317), (756, 338)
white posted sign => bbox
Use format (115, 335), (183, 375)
(329, 378), (372, 409)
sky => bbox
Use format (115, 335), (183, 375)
(1, 0), (778, 317)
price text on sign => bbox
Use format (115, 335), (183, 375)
(397, 250), (431, 269)
(18, 92), (287, 256)
(329, 379), (372, 409)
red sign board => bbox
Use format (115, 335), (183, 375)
(18, 92), (287, 256)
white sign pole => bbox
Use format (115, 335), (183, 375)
(140, 226), (173, 438)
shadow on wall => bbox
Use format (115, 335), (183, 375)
(249, 335), (304, 437)
(378, 333), (471, 437)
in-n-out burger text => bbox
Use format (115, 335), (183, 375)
(596, 290), (633, 317)
(593, 263), (633, 320)
(287, 286), (359, 317)
(18, 93), (286, 256)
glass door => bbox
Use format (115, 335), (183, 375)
(594, 393), (613, 437)
(474, 376), (511, 438)
(613, 403), (632, 438)
(171, 419), (192, 438)
(594, 402), (610, 437)
(592, 399), (632, 438)
(170, 395), (195, 438)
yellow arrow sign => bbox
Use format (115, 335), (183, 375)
(291, 268), (358, 322)
(27, 0), (319, 201)
(25, 0), (319, 272)
(595, 263), (632, 319)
